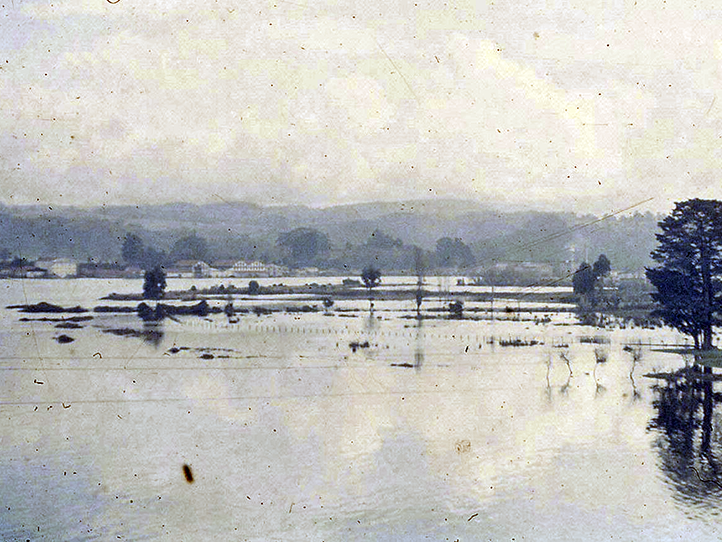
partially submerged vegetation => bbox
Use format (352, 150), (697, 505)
(9, 198), (722, 367)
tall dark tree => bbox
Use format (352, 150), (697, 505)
(646, 199), (722, 350)
(414, 246), (426, 316)
(277, 228), (331, 268)
(593, 254), (611, 278)
(572, 262), (595, 297)
(592, 253), (612, 302)
(143, 266), (167, 300)
(122, 233), (145, 266)
(361, 266), (382, 290)
(361, 266), (382, 311)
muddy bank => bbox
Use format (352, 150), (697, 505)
(137, 301), (222, 321)
(8, 302), (88, 313)
(93, 306), (137, 313)
(19, 315), (94, 322)
(55, 322), (83, 329)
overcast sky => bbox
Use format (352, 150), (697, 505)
(2, 0), (722, 214)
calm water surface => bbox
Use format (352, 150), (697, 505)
(0, 279), (720, 541)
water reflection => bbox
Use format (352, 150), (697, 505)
(364, 310), (378, 332)
(649, 369), (722, 508)
(559, 350), (573, 395)
(101, 322), (164, 347)
(141, 322), (164, 347)
(413, 317), (424, 371)
(593, 349), (608, 398)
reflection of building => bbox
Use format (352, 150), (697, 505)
(34, 258), (78, 278)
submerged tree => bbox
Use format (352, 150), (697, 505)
(143, 266), (167, 300)
(361, 266), (382, 290)
(593, 254), (611, 278)
(592, 253), (612, 303)
(573, 263), (595, 297)
(413, 246), (426, 317)
(361, 266), (382, 311)
(573, 254), (612, 308)
(646, 199), (722, 350)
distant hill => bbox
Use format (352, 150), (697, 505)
(0, 199), (661, 272)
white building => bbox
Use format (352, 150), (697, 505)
(167, 260), (222, 278)
(225, 261), (287, 277)
(35, 258), (78, 278)
(192, 261), (221, 278)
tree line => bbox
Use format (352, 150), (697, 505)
(121, 228), (478, 272)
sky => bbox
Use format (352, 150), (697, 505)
(2, 0), (722, 214)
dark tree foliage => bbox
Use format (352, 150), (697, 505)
(143, 248), (169, 270)
(572, 263), (595, 296)
(170, 234), (210, 262)
(121, 233), (145, 265)
(646, 265), (707, 345)
(121, 233), (169, 270)
(361, 266), (382, 290)
(277, 228), (331, 268)
(9, 257), (29, 268)
(573, 255), (612, 308)
(593, 254), (611, 278)
(366, 229), (403, 249)
(414, 245), (426, 314)
(143, 266), (167, 300)
(434, 237), (475, 268)
(646, 199), (722, 349)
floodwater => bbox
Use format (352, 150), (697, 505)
(1, 279), (721, 541)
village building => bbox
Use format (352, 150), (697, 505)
(0, 265), (47, 278)
(166, 260), (222, 278)
(223, 261), (287, 277)
(34, 258), (78, 278)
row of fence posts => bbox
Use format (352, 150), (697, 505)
(172, 319), (690, 348)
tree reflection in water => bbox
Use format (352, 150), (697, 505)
(559, 350), (573, 395)
(413, 316), (424, 371)
(544, 354), (553, 403)
(648, 368), (722, 507)
(101, 322), (164, 348)
(141, 322), (164, 347)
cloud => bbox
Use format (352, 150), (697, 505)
(2, 0), (722, 213)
